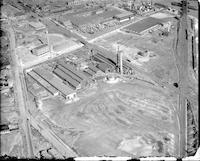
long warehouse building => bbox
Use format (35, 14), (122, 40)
(84, 68), (96, 76)
(28, 70), (59, 96)
(56, 65), (83, 83)
(53, 67), (81, 90)
(58, 60), (88, 81)
(88, 64), (99, 73)
(33, 68), (76, 99)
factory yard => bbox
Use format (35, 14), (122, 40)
(1, 0), (199, 159)
(38, 80), (179, 157)
(16, 33), (83, 68)
(92, 16), (179, 85)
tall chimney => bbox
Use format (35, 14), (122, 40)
(120, 51), (123, 75)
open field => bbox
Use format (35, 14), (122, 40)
(38, 80), (179, 157)
(60, 7), (121, 26)
(0, 131), (24, 157)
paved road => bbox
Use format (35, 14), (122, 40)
(8, 20), (34, 158)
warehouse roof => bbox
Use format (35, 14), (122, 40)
(33, 68), (74, 96)
(114, 12), (134, 19)
(29, 21), (46, 30)
(123, 17), (164, 34)
(97, 63), (112, 72)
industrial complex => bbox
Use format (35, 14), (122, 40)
(0, 0), (199, 159)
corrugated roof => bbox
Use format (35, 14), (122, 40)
(124, 17), (164, 33)
(97, 63), (112, 72)
(58, 60), (88, 80)
(34, 68), (74, 96)
(57, 65), (82, 83)
(28, 71), (58, 95)
(53, 67), (80, 89)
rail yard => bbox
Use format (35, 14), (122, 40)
(0, 0), (199, 159)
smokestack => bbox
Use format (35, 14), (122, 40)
(116, 44), (120, 72)
(120, 51), (123, 75)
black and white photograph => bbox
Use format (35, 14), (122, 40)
(0, 0), (199, 160)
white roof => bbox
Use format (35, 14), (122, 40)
(29, 21), (46, 30)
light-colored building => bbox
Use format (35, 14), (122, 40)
(113, 12), (134, 22)
(29, 21), (46, 31)
(31, 44), (49, 56)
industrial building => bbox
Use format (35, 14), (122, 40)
(123, 17), (164, 35)
(56, 65), (83, 83)
(53, 67), (81, 90)
(88, 64), (100, 73)
(83, 68), (96, 77)
(96, 63), (113, 73)
(92, 52), (116, 68)
(93, 50), (133, 74)
(113, 12), (134, 22)
(33, 68), (76, 100)
(57, 60), (89, 81)
(28, 71), (59, 96)
(29, 21), (46, 31)
(31, 44), (49, 56)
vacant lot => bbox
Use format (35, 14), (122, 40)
(40, 80), (179, 157)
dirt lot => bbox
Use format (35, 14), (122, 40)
(39, 80), (179, 157)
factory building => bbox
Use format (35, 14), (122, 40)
(28, 71), (59, 96)
(83, 68), (96, 77)
(96, 63), (113, 73)
(57, 60), (88, 81)
(92, 53), (116, 68)
(88, 64), (100, 73)
(53, 67), (81, 90)
(33, 68), (76, 100)
(29, 21), (46, 31)
(123, 17), (164, 35)
(56, 65), (83, 83)
(113, 12), (134, 22)
(31, 44), (49, 56)
(94, 50), (133, 74)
